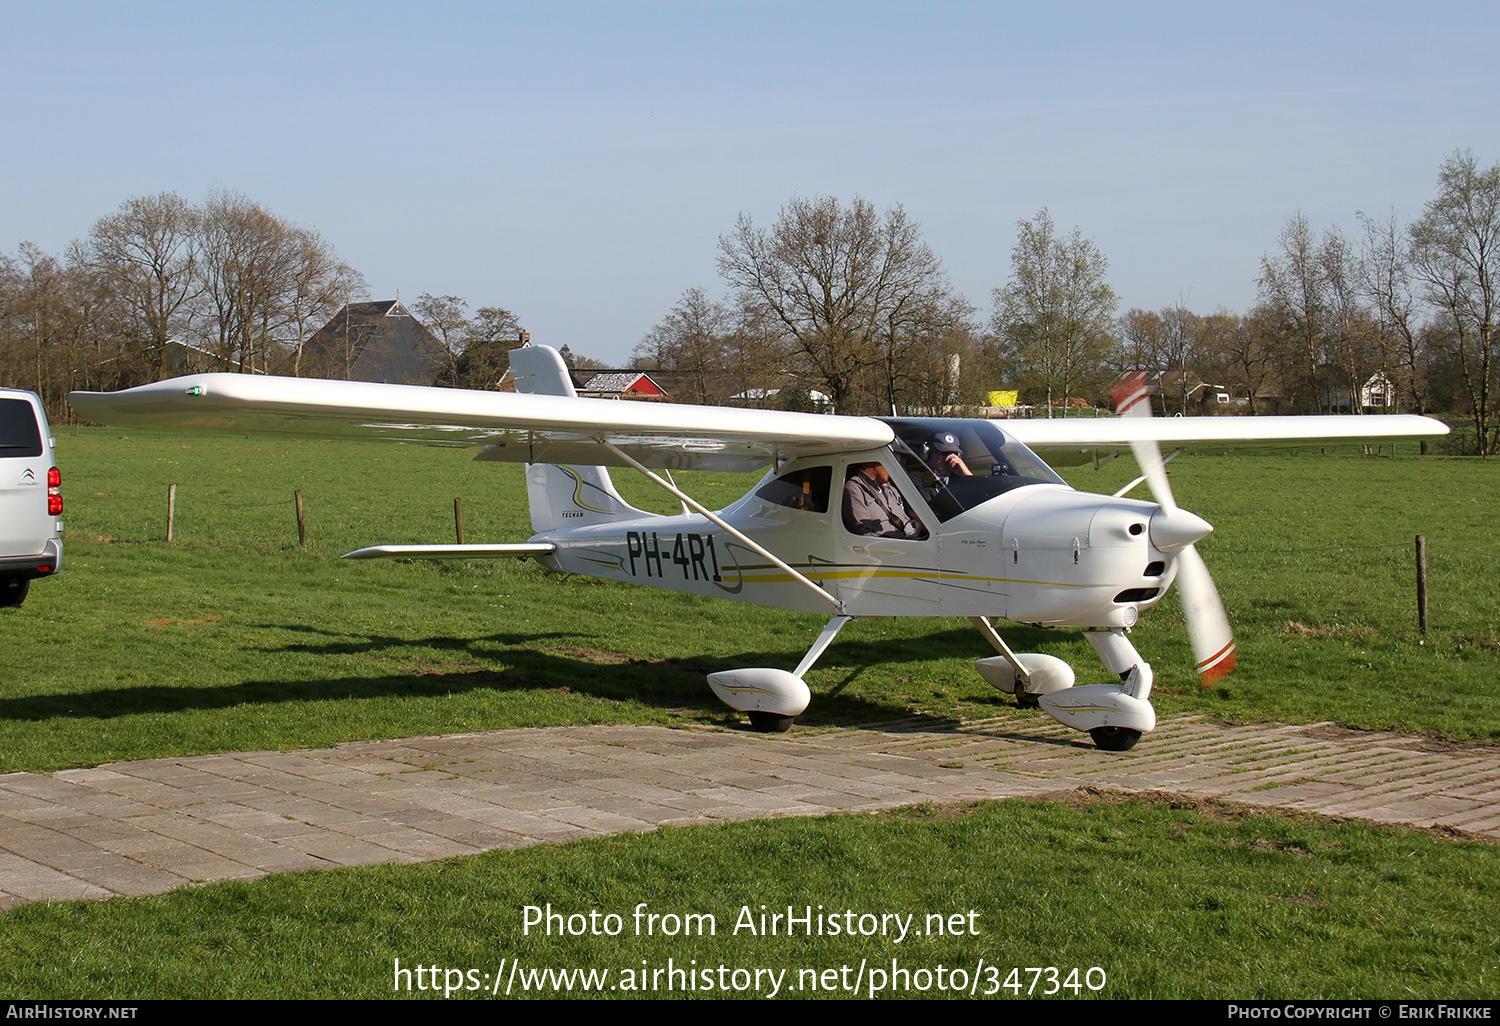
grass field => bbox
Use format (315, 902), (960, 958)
(1, 427), (1497, 999)
(5, 428), (1496, 773)
(3, 795), (1498, 1000)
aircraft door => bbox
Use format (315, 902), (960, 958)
(836, 455), (943, 612)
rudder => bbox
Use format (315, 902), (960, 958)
(507, 345), (645, 533)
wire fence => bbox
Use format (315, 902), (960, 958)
(66, 485), (533, 555)
(1199, 541), (1498, 641)
(63, 482), (1499, 641)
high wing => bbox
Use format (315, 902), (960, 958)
(69, 367), (1448, 473)
(1005, 414), (1449, 466)
(68, 371), (893, 473)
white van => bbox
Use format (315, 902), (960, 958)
(0, 389), (63, 606)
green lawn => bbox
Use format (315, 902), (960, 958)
(6, 428), (1494, 773)
(2, 428), (1497, 1000)
(3, 796), (1498, 999)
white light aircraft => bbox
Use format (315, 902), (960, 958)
(70, 346), (1448, 751)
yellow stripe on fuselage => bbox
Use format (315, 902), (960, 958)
(730, 565), (1085, 588)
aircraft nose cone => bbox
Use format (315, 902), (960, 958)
(1150, 508), (1213, 552)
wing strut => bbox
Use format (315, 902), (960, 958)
(1112, 447), (1183, 499)
(599, 439), (845, 615)
(969, 615), (1033, 686)
(793, 615), (856, 677)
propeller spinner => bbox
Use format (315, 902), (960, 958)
(1113, 374), (1237, 685)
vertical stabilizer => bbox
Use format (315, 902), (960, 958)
(508, 345), (645, 533)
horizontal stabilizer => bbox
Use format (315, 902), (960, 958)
(341, 543), (557, 560)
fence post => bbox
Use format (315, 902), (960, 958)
(295, 490), (306, 547)
(454, 497), (465, 544)
(167, 483), (176, 542)
(1415, 534), (1428, 637)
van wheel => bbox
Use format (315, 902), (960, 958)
(0, 577), (29, 608)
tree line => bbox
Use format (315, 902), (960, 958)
(1115, 151), (1498, 453)
(0, 191), (367, 416)
(6, 151), (1498, 453)
(635, 150), (1499, 453)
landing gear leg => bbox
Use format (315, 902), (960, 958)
(1034, 628), (1157, 751)
(1085, 628), (1153, 701)
(708, 615), (855, 733)
(793, 614), (854, 678)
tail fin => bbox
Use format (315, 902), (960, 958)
(507, 345), (647, 533)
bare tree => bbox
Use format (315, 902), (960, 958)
(2, 246), (61, 408)
(11, 192), (367, 398)
(287, 230), (366, 377)
(723, 298), (792, 408)
(79, 192), (200, 383)
(717, 195), (956, 414)
(1321, 226), (1383, 414)
(875, 289), (978, 414)
(991, 209), (1118, 416)
(1195, 306), (1280, 415)
(634, 287), (735, 404)
(1257, 210), (1332, 413)
(1119, 305), (1208, 414)
(1410, 149), (1500, 454)
(195, 192), (367, 378)
(1357, 207), (1430, 427)
(426, 304), (524, 388)
(198, 191), (301, 373)
(412, 293), (471, 385)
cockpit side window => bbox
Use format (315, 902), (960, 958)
(891, 444), (964, 522)
(755, 465), (832, 513)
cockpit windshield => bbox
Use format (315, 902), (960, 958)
(879, 417), (1068, 523)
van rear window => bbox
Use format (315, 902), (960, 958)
(0, 399), (43, 457)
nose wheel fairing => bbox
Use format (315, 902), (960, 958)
(973, 622), (1159, 749)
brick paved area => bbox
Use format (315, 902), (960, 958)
(2, 715), (1496, 908)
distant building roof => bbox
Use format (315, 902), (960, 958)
(576, 371), (665, 397)
(574, 370), (669, 400)
(496, 360), (672, 400)
(300, 300), (441, 384)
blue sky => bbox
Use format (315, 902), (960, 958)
(3, 1), (1496, 364)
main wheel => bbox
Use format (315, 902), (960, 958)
(1014, 691), (1040, 709)
(1089, 726), (1141, 752)
(0, 577), (29, 608)
(748, 711), (795, 733)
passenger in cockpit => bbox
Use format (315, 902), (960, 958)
(927, 430), (974, 483)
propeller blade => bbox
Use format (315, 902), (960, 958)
(1113, 372), (1235, 685)
(1175, 543), (1237, 686)
(1113, 372), (1177, 513)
